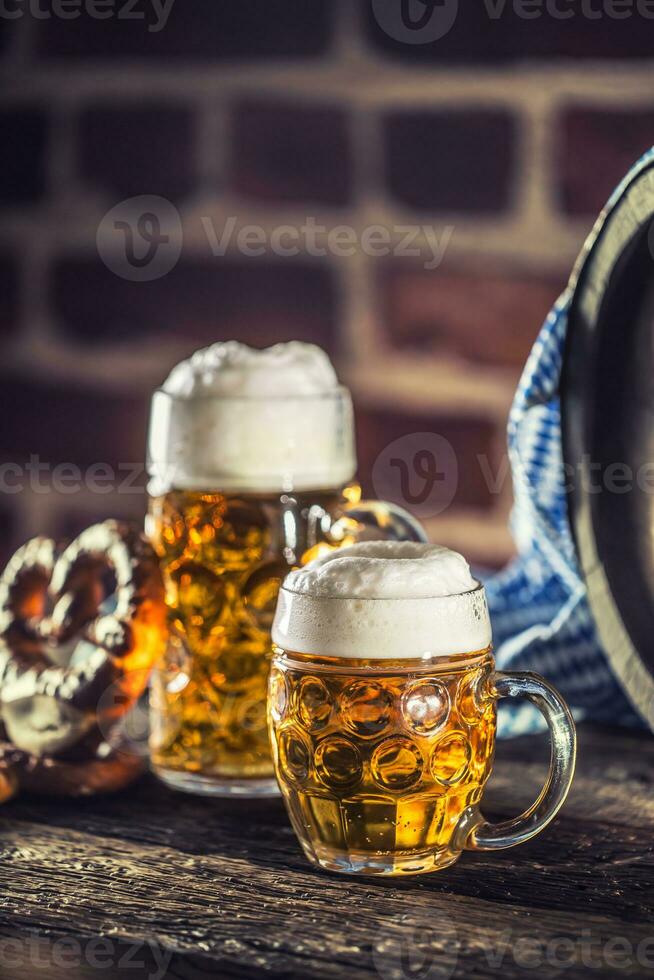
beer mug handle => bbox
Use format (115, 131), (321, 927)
(331, 499), (428, 545)
(455, 671), (577, 852)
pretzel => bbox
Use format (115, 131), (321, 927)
(0, 520), (167, 801)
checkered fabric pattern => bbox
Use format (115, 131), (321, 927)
(485, 153), (654, 735)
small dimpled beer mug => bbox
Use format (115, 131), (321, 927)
(268, 542), (576, 876)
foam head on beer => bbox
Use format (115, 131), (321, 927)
(163, 340), (339, 398)
(147, 341), (356, 494)
(272, 541), (492, 659)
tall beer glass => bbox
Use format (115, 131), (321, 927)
(145, 342), (425, 797)
(269, 541), (576, 875)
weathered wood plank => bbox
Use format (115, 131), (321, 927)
(0, 724), (651, 980)
(2, 794), (652, 925)
(0, 821), (652, 980)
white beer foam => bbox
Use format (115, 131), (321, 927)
(147, 341), (357, 493)
(163, 340), (339, 398)
(272, 541), (492, 659)
(283, 541), (477, 598)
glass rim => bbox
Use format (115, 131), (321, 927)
(151, 384), (352, 404)
(270, 647), (492, 670)
(278, 580), (486, 603)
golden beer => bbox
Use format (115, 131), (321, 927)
(146, 342), (426, 796)
(269, 540), (577, 875)
(269, 648), (495, 874)
(148, 486), (350, 793)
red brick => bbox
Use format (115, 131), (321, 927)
(0, 376), (148, 468)
(0, 252), (18, 337)
(381, 264), (566, 367)
(0, 108), (48, 206)
(366, 0), (654, 63)
(50, 257), (337, 353)
(355, 404), (499, 511)
(38, 0), (332, 59)
(557, 107), (654, 217)
(79, 105), (195, 200)
(232, 100), (352, 206)
(384, 111), (515, 213)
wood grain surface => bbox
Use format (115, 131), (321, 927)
(0, 723), (652, 980)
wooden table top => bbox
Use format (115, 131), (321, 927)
(0, 723), (652, 980)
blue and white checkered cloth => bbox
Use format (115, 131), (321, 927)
(486, 152), (654, 736)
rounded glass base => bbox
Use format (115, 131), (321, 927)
(306, 843), (460, 877)
(152, 766), (280, 798)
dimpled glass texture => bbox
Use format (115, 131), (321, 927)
(268, 648), (496, 875)
(148, 487), (353, 792)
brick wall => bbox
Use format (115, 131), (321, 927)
(1, 0), (653, 569)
